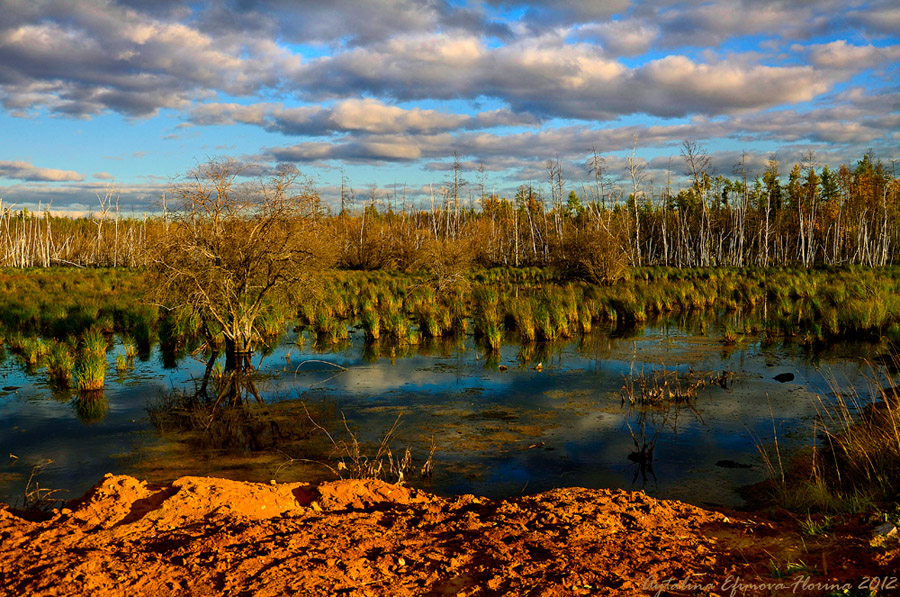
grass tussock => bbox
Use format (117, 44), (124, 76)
(814, 377), (900, 504)
(8, 266), (900, 378)
(75, 353), (106, 391)
(45, 341), (74, 387)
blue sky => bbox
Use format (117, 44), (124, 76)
(0, 0), (898, 213)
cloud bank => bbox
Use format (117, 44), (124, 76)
(0, 0), (897, 210)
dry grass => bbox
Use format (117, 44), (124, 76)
(755, 364), (900, 512)
(619, 366), (726, 407)
(301, 405), (434, 485)
(813, 372), (900, 502)
(19, 459), (65, 511)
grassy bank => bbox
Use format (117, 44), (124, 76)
(754, 373), (900, 515)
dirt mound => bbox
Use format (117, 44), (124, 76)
(0, 474), (896, 596)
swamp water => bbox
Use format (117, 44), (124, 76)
(0, 315), (886, 509)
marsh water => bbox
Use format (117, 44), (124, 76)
(0, 314), (887, 509)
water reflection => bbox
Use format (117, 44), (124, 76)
(625, 409), (661, 488)
(148, 390), (331, 453)
(72, 391), (107, 424)
(0, 312), (892, 509)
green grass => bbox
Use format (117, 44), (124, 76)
(75, 353), (106, 391)
(6, 266), (900, 371)
(416, 309), (444, 338)
(21, 337), (47, 365)
(81, 328), (107, 356)
(507, 298), (535, 343)
(797, 514), (833, 537)
(122, 336), (136, 360)
(769, 559), (815, 579)
(45, 341), (74, 387)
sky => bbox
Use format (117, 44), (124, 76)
(0, 0), (898, 214)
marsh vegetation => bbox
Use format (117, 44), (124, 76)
(2, 264), (898, 513)
(2, 152), (900, 516)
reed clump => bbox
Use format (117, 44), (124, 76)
(313, 312), (348, 345)
(75, 353), (106, 391)
(507, 298), (536, 343)
(415, 305), (451, 338)
(813, 378), (900, 506)
(81, 328), (108, 357)
(383, 309), (418, 345)
(21, 337), (48, 366)
(45, 341), (74, 387)
(7, 266), (900, 370)
(360, 308), (381, 341)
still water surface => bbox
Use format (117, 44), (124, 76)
(0, 315), (883, 508)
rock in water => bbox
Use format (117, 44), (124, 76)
(715, 460), (752, 469)
(773, 372), (794, 383)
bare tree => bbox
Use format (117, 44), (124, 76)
(446, 152), (467, 238)
(626, 137), (647, 266)
(731, 151), (751, 266)
(586, 147), (608, 213)
(681, 140), (713, 266)
(150, 158), (333, 405)
(660, 157), (673, 266)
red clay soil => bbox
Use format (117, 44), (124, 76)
(0, 474), (896, 596)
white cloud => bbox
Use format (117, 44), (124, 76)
(634, 57), (829, 115)
(0, 160), (83, 182)
(296, 34), (837, 120)
(572, 19), (659, 56)
(262, 88), (897, 171)
(0, 180), (167, 213)
(188, 99), (475, 135)
(846, 4), (900, 36)
(806, 40), (900, 71)
(328, 99), (470, 134)
(0, 0), (895, 199)
(0, 1), (298, 117)
(0, 0), (884, 126)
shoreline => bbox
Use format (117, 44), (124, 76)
(2, 473), (895, 596)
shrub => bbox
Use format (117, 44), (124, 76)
(559, 226), (627, 285)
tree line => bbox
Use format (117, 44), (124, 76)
(1, 146), (898, 280)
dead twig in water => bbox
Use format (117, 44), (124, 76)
(295, 359), (347, 372)
(299, 402), (428, 484)
(21, 459), (66, 511)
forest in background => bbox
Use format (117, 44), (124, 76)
(1, 148), (898, 281)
